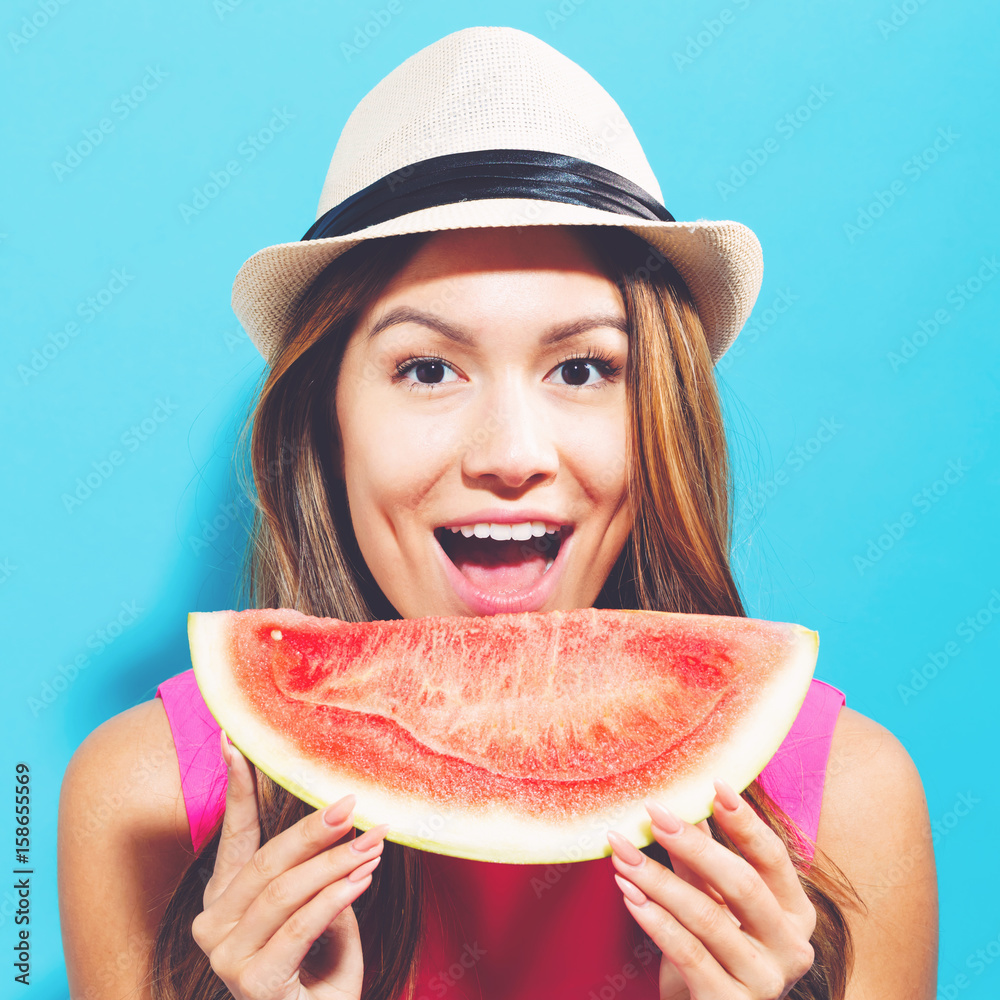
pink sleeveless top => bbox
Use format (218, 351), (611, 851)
(156, 671), (844, 999)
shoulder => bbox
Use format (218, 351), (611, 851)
(60, 696), (191, 850)
(59, 698), (196, 998)
(819, 705), (928, 842)
(815, 706), (939, 999)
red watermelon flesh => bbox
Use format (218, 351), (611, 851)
(189, 607), (818, 864)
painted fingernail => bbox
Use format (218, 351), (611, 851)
(645, 800), (683, 834)
(713, 778), (741, 812)
(607, 830), (645, 867)
(348, 855), (382, 882)
(614, 873), (648, 906)
(352, 823), (389, 852)
(323, 794), (356, 827)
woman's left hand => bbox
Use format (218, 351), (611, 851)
(606, 779), (817, 1000)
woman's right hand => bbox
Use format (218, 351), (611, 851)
(191, 729), (389, 1000)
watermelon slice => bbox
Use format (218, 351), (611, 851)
(188, 608), (818, 864)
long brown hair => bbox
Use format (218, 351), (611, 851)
(151, 225), (862, 999)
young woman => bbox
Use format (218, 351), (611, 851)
(57, 26), (937, 1000)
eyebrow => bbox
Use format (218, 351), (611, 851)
(364, 305), (629, 347)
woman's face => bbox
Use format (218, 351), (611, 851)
(334, 226), (632, 619)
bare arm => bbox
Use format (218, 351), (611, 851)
(57, 697), (195, 1000)
(816, 706), (939, 1000)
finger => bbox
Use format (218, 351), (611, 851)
(209, 791), (361, 932)
(670, 820), (731, 912)
(224, 825), (389, 963)
(206, 731), (262, 907)
(238, 862), (377, 997)
(709, 779), (817, 935)
(644, 793), (807, 950)
(609, 832), (780, 992)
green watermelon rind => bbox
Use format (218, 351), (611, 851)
(189, 611), (818, 865)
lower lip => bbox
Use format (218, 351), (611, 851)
(433, 528), (573, 616)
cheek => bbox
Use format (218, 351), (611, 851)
(568, 411), (628, 501)
(338, 394), (456, 518)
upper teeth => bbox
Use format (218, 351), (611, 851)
(447, 521), (563, 541)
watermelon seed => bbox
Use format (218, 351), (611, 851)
(271, 629), (283, 640)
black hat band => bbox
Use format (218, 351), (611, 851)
(301, 148), (675, 241)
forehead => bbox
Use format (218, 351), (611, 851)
(358, 227), (626, 343)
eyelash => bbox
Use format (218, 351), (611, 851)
(391, 349), (624, 390)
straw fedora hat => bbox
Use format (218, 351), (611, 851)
(231, 25), (763, 365)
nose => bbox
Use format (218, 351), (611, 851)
(460, 377), (559, 491)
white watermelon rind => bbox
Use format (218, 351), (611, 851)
(189, 611), (818, 864)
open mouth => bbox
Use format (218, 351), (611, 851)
(433, 523), (573, 596)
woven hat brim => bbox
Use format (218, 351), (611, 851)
(231, 199), (763, 365)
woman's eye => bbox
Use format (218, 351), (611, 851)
(397, 358), (459, 386)
(550, 358), (611, 387)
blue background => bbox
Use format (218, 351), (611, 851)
(3, 1), (997, 995)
